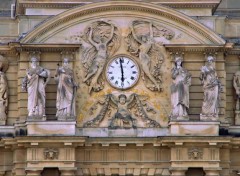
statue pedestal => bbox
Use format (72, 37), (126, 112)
(200, 114), (218, 121)
(0, 125), (15, 137)
(27, 121), (76, 136)
(169, 121), (220, 136)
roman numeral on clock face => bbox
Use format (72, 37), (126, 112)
(106, 56), (139, 89)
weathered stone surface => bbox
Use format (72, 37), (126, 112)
(169, 121), (220, 136)
(27, 121), (76, 136)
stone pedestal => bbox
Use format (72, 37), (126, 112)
(27, 121), (76, 136)
(204, 168), (221, 176)
(26, 170), (42, 176)
(60, 170), (76, 176)
(0, 125), (15, 137)
(228, 126), (240, 135)
(169, 121), (220, 136)
(27, 116), (46, 121)
(77, 128), (168, 137)
(170, 168), (187, 176)
(200, 115), (218, 121)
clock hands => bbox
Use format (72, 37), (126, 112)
(119, 58), (124, 87)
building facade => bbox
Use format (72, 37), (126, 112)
(0, 0), (240, 176)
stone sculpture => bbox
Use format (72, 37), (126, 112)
(125, 20), (174, 91)
(0, 55), (8, 125)
(79, 20), (120, 93)
(233, 71), (240, 125)
(84, 93), (160, 128)
(108, 94), (137, 129)
(200, 55), (221, 121)
(170, 55), (191, 121)
(22, 55), (50, 120)
(54, 57), (78, 120)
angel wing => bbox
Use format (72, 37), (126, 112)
(79, 36), (97, 72)
(108, 94), (118, 109)
(125, 31), (140, 56)
(106, 26), (121, 57)
(148, 43), (166, 83)
(153, 24), (175, 40)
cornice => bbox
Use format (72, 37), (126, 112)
(15, 43), (80, 52)
(16, 0), (221, 14)
(165, 43), (233, 53)
(0, 44), (17, 55)
(19, 1), (225, 45)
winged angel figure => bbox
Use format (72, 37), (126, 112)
(79, 21), (120, 93)
(125, 20), (174, 91)
(83, 93), (160, 129)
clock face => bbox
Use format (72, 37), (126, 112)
(106, 56), (139, 89)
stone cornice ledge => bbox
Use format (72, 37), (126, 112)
(16, 0), (221, 10)
(165, 43), (233, 53)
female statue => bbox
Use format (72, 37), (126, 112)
(22, 57), (50, 119)
(54, 58), (78, 120)
(131, 23), (160, 90)
(200, 55), (221, 120)
(170, 56), (191, 120)
(83, 24), (114, 93)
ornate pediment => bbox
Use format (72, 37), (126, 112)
(20, 1), (225, 45)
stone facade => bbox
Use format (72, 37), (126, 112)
(0, 0), (240, 176)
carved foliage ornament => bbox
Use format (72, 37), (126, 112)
(74, 20), (121, 93)
(84, 93), (160, 128)
(44, 148), (59, 160)
(188, 148), (203, 160)
(125, 20), (175, 91)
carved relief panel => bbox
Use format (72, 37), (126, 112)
(64, 19), (177, 128)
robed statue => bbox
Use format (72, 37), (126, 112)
(170, 56), (191, 121)
(200, 55), (221, 121)
(22, 56), (50, 120)
(54, 58), (78, 120)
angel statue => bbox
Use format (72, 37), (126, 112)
(125, 20), (174, 91)
(109, 94), (137, 129)
(79, 21), (120, 93)
(83, 93), (160, 129)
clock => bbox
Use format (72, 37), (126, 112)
(106, 56), (140, 89)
